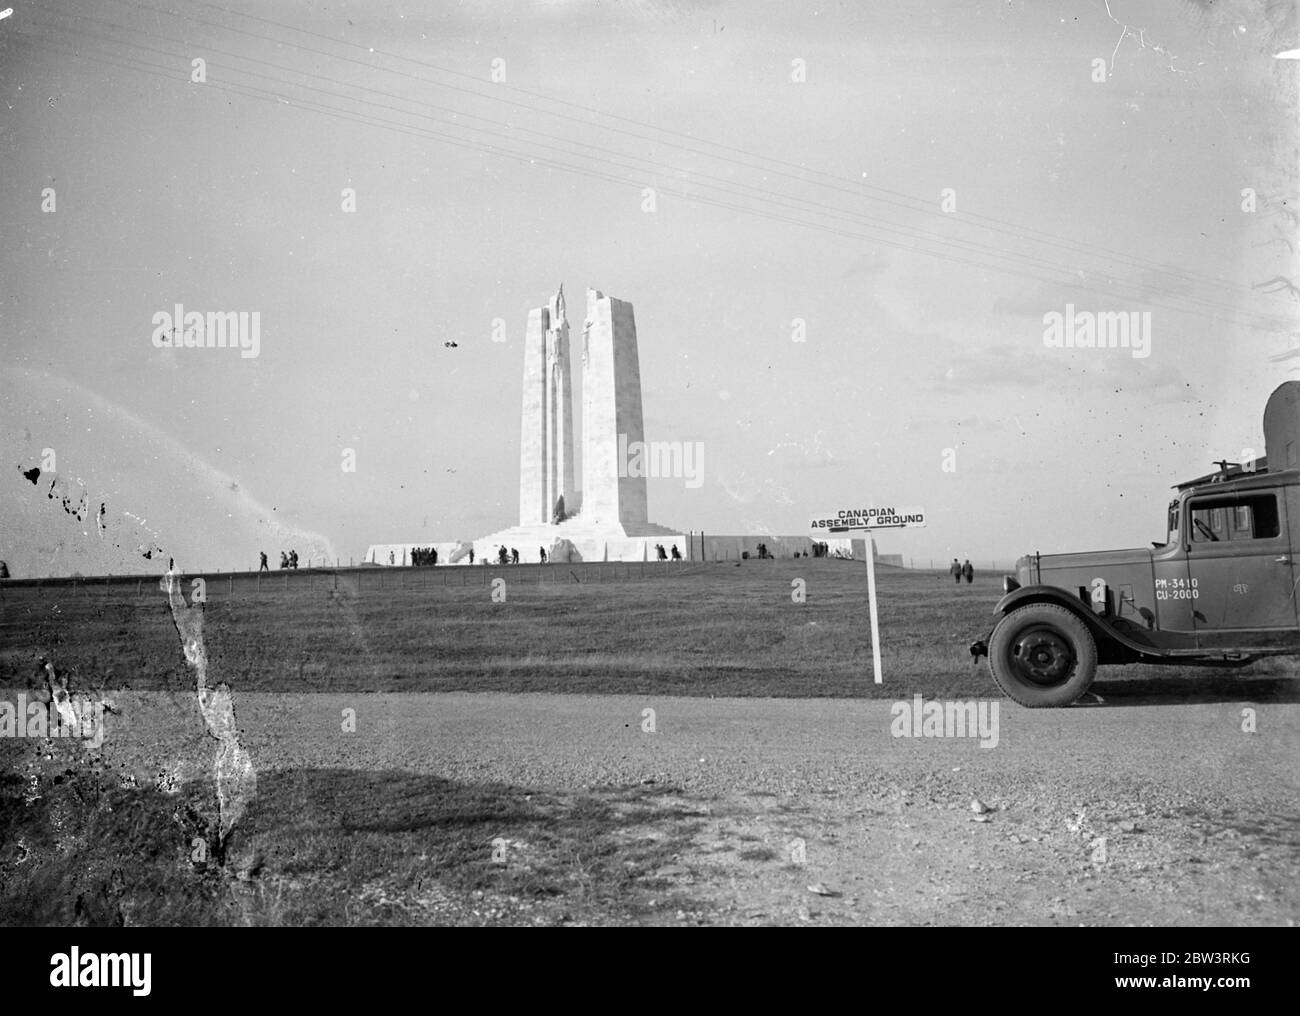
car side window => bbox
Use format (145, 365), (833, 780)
(1233, 504), (1251, 534)
(1190, 493), (1280, 542)
(1242, 493), (1281, 538)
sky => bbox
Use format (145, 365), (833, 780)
(1, 0), (1298, 575)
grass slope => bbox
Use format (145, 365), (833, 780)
(1, 560), (1295, 699)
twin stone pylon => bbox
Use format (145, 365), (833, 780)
(518, 286), (576, 526)
(518, 285), (650, 533)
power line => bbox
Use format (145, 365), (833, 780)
(26, 10), (1286, 330)
(89, 0), (1271, 302)
(16, 27), (1284, 332)
(28, 7), (1271, 324)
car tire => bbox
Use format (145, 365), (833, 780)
(987, 603), (1098, 707)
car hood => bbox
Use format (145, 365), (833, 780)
(1017, 548), (1154, 586)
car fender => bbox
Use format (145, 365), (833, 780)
(989, 585), (1159, 660)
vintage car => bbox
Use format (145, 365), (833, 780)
(970, 382), (1300, 706)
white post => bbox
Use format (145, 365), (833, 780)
(865, 531), (882, 684)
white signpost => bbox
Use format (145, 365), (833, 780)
(809, 507), (927, 685)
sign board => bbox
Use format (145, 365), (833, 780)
(810, 507), (926, 532)
(809, 505), (927, 685)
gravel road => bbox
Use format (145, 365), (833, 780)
(90, 690), (1298, 926)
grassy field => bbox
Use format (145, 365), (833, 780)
(3, 560), (1297, 926)
(0, 762), (709, 926)
(2, 560), (1297, 699)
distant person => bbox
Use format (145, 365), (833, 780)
(511, 547), (520, 565)
(950, 558), (962, 584)
(0, 560), (9, 579)
(671, 544), (681, 561)
(280, 551), (289, 569)
(657, 544), (667, 561)
(258, 552), (268, 573)
(498, 546), (508, 565)
(290, 550), (299, 569)
(389, 550), (395, 565)
(469, 548), (475, 565)
(539, 547), (547, 564)
(963, 560), (974, 584)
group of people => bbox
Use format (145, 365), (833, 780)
(950, 558), (975, 584)
(258, 551), (299, 571)
(654, 544), (682, 561)
(373, 546), (557, 566)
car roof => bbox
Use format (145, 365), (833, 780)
(1178, 468), (1300, 496)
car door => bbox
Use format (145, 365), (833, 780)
(1186, 486), (1297, 646)
(1151, 499), (1196, 635)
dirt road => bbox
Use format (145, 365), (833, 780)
(92, 690), (1299, 926)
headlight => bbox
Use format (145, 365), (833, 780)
(1002, 575), (1020, 594)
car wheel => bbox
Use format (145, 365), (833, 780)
(987, 603), (1098, 707)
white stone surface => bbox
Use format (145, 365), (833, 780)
(373, 286), (696, 562)
(519, 288), (576, 526)
(694, 535), (814, 561)
(580, 289), (649, 530)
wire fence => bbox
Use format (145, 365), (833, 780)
(0, 560), (721, 602)
(0, 555), (1019, 604)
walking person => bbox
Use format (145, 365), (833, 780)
(258, 551), (269, 573)
(950, 558), (962, 584)
(963, 559), (974, 584)
(539, 547), (547, 564)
